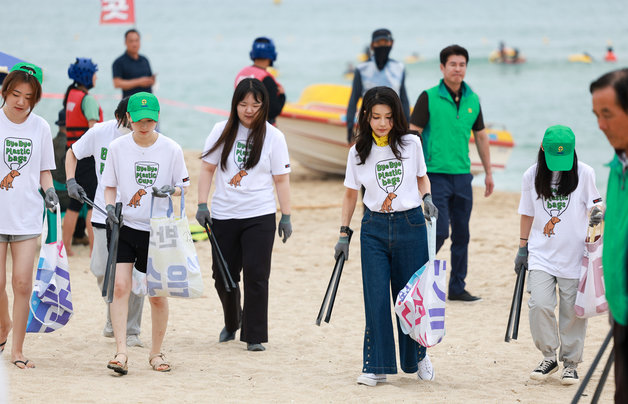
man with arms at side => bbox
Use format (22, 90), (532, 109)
(112, 29), (155, 98)
(409, 44), (493, 302)
(590, 68), (628, 404)
(346, 28), (410, 142)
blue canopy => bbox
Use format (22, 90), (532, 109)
(0, 51), (26, 84)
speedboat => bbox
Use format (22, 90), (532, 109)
(276, 84), (514, 176)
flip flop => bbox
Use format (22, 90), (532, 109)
(107, 353), (128, 375)
(0, 340), (6, 354)
(149, 353), (171, 372)
(13, 359), (34, 369)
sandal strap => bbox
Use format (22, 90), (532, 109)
(149, 352), (166, 364)
(113, 352), (128, 361)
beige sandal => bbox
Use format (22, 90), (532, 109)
(149, 353), (171, 372)
(107, 352), (128, 375)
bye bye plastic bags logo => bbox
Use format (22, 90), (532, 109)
(135, 161), (159, 188)
(4, 137), (32, 170)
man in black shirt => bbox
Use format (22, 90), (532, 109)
(112, 29), (155, 98)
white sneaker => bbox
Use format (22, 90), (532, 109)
(417, 354), (435, 381)
(357, 373), (387, 386)
(126, 334), (144, 347)
(102, 323), (114, 338)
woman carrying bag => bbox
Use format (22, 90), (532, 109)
(196, 78), (292, 352)
(334, 86), (438, 386)
(515, 125), (603, 385)
(0, 63), (59, 369)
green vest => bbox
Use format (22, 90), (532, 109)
(603, 155), (628, 325)
(423, 80), (480, 174)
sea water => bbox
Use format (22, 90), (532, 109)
(1, 0), (626, 192)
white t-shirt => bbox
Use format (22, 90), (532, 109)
(201, 121), (291, 220)
(344, 135), (427, 212)
(101, 133), (190, 232)
(71, 119), (130, 225)
(0, 109), (55, 235)
(518, 161), (602, 279)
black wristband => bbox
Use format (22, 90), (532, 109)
(340, 226), (352, 234)
(422, 193), (431, 200)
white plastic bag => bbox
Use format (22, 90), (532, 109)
(146, 191), (203, 298)
(132, 267), (147, 297)
(574, 224), (608, 318)
(394, 219), (447, 348)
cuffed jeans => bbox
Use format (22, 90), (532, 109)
(360, 207), (429, 374)
(429, 173), (473, 296)
(527, 269), (586, 366)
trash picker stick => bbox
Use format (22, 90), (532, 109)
(505, 268), (523, 342)
(82, 196), (107, 216)
(570, 328), (613, 404)
(316, 256), (340, 326)
(591, 351), (614, 404)
(324, 255), (346, 324)
(512, 267), (527, 340)
(316, 228), (353, 325)
(102, 202), (122, 303)
(203, 223), (236, 292)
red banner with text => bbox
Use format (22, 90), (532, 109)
(100, 0), (135, 25)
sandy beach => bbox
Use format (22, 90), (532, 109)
(4, 150), (614, 403)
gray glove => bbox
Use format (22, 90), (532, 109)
(589, 206), (604, 227)
(106, 204), (122, 229)
(422, 194), (439, 222)
(334, 235), (350, 261)
(152, 185), (176, 198)
(196, 203), (212, 226)
(514, 244), (528, 275)
(44, 187), (59, 212)
(278, 214), (292, 243)
(66, 178), (87, 202)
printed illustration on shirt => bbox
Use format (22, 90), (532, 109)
(129, 161), (159, 207)
(541, 187), (571, 237)
(229, 140), (250, 187)
(375, 158), (404, 212)
(1, 137), (32, 191)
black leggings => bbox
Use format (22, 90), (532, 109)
(211, 213), (276, 344)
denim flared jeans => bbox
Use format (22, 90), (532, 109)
(360, 207), (429, 374)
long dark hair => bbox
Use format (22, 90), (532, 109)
(202, 78), (269, 170)
(355, 86), (407, 165)
(534, 147), (579, 199)
(114, 96), (130, 129)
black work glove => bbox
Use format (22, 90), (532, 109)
(278, 214), (292, 243)
(514, 244), (528, 275)
(196, 203), (212, 226)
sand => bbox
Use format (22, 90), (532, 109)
(3, 151), (615, 403)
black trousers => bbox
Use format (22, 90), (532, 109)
(614, 320), (627, 403)
(211, 213), (276, 344)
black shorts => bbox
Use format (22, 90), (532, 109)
(107, 226), (150, 273)
(68, 156), (97, 212)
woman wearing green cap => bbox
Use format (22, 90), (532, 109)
(514, 125), (604, 385)
(0, 63), (59, 369)
(101, 91), (190, 374)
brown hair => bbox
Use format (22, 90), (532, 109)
(202, 78), (269, 170)
(1, 70), (42, 113)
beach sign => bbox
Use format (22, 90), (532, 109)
(100, 0), (135, 24)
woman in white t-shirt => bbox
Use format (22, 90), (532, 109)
(335, 86), (438, 386)
(0, 63), (59, 369)
(196, 78), (292, 352)
(101, 92), (190, 375)
(515, 125), (603, 385)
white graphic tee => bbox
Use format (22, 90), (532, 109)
(101, 133), (190, 232)
(71, 119), (129, 225)
(344, 134), (427, 213)
(518, 161), (602, 279)
(202, 121), (291, 220)
(0, 109), (55, 234)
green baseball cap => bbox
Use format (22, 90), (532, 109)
(127, 92), (159, 122)
(10, 62), (43, 85)
(542, 125), (575, 172)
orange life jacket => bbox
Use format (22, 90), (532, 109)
(65, 88), (103, 147)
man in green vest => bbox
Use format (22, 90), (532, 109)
(409, 44), (493, 302)
(590, 68), (628, 403)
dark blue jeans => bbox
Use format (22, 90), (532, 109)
(360, 207), (429, 374)
(429, 173), (473, 296)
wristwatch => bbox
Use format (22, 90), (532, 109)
(340, 226), (352, 234)
(422, 192), (431, 200)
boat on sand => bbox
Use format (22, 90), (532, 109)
(276, 84), (514, 176)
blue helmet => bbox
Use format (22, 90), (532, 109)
(68, 58), (98, 88)
(249, 37), (277, 64)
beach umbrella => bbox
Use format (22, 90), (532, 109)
(0, 51), (26, 84)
